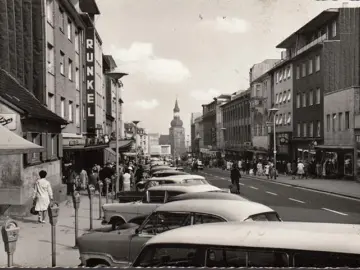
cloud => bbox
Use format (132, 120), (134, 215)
(203, 17), (249, 34)
(111, 42), (191, 83)
(133, 99), (159, 110)
(189, 88), (221, 102)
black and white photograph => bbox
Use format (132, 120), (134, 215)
(0, 0), (360, 268)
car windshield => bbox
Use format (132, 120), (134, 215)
(244, 212), (281, 221)
(181, 179), (208, 184)
(139, 211), (191, 235)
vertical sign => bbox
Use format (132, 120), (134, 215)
(85, 27), (96, 132)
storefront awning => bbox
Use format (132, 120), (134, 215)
(63, 144), (109, 151)
(109, 140), (133, 149)
(0, 125), (43, 155)
(315, 145), (353, 150)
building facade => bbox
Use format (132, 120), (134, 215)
(276, 10), (331, 163)
(214, 95), (231, 152)
(0, 0), (69, 215)
(268, 60), (294, 160)
(169, 99), (186, 157)
(201, 100), (216, 154)
(193, 115), (204, 156)
(221, 90), (251, 159)
(190, 112), (202, 153)
(136, 128), (149, 155)
(249, 60), (278, 158)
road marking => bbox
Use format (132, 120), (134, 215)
(322, 208), (348, 216)
(266, 191), (277, 196)
(220, 177), (226, 180)
(239, 182), (244, 186)
(249, 186), (258, 190)
(288, 198), (305, 204)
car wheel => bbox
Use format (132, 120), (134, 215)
(111, 217), (125, 230)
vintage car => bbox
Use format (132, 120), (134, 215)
(132, 221), (360, 268)
(78, 199), (280, 267)
(117, 174), (210, 202)
(168, 191), (248, 202)
(151, 169), (189, 178)
(104, 184), (223, 229)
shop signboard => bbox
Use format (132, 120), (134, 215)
(85, 27), (96, 132)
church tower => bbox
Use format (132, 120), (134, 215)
(169, 98), (186, 157)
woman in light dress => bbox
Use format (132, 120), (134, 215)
(122, 168), (131, 191)
(297, 160), (305, 179)
(32, 170), (53, 223)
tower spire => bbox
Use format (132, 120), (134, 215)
(173, 97), (180, 113)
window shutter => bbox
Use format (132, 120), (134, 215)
(26, 132), (32, 164)
(58, 133), (63, 158)
(41, 133), (48, 161)
(47, 133), (52, 159)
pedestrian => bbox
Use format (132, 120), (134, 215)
(79, 168), (88, 190)
(89, 167), (99, 187)
(286, 161), (292, 175)
(264, 162), (270, 179)
(66, 167), (77, 206)
(297, 160), (305, 179)
(230, 164), (241, 194)
(291, 160), (297, 179)
(122, 169), (131, 191)
(32, 170), (53, 223)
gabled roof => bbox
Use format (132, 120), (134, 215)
(0, 69), (68, 124)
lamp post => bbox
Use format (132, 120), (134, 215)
(269, 108), (279, 180)
(105, 72), (128, 193)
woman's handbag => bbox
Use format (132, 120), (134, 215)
(30, 206), (38, 215)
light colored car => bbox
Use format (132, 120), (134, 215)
(167, 191), (248, 202)
(79, 199), (280, 267)
(151, 170), (189, 178)
(133, 221), (360, 268)
(103, 184), (222, 229)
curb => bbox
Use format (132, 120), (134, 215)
(244, 175), (360, 200)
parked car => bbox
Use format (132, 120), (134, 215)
(133, 221), (360, 268)
(78, 199), (280, 267)
(104, 184), (223, 229)
(117, 174), (210, 202)
(167, 191), (248, 202)
(151, 170), (189, 178)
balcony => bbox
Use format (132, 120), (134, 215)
(295, 34), (327, 56)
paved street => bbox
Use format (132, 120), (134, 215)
(197, 167), (360, 224)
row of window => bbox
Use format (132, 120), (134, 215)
(326, 112), (350, 132)
(224, 125), (251, 143)
(47, 93), (82, 126)
(275, 90), (291, 105)
(275, 65), (291, 84)
(222, 102), (250, 123)
(296, 88), (321, 108)
(25, 132), (62, 166)
(295, 55), (320, 80)
(296, 121), (321, 138)
(275, 113), (291, 126)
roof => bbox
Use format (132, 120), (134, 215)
(276, 8), (339, 48)
(173, 99), (180, 112)
(146, 221), (360, 254)
(220, 89), (251, 108)
(151, 175), (205, 180)
(79, 0), (101, 15)
(156, 200), (271, 221)
(0, 125), (44, 155)
(148, 184), (220, 193)
(168, 192), (248, 202)
(0, 69), (68, 124)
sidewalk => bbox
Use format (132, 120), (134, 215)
(206, 167), (360, 200)
(0, 195), (105, 267)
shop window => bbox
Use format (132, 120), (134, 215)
(344, 153), (353, 176)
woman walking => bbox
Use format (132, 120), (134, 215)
(32, 170), (53, 223)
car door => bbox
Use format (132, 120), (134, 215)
(136, 190), (165, 216)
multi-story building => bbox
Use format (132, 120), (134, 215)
(148, 133), (160, 148)
(268, 59), (294, 159)
(136, 128), (149, 155)
(249, 59), (279, 159)
(220, 90), (251, 159)
(214, 95), (231, 152)
(276, 9), (331, 163)
(201, 100), (217, 153)
(190, 112), (202, 153)
(193, 115), (204, 156)
(0, 0), (70, 215)
(102, 54), (118, 135)
(169, 99), (186, 157)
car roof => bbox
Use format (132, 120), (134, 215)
(150, 175), (205, 180)
(145, 221), (360, 254)
(148, 184), (220, 192)
(168, 192), (248, 202)
(156, 199), (273, 221)
(153, 170), (188, 174)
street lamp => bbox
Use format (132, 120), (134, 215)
(269, 107), (279, 179)
(105, 71), (128, 193)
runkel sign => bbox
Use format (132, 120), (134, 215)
(85, 27), (96, 132)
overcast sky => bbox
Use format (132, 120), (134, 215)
(96, 0), (360, 136)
